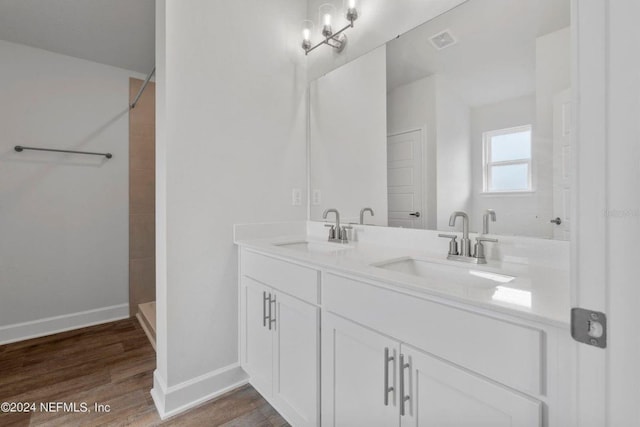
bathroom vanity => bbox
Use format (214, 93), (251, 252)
(236, 0), (577, 424)
(235, 222), (575, 427)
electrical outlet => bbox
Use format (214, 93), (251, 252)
(312, 189), (321, 206)
(292, 188), (302, 206)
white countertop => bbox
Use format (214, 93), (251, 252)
(235, 232), (571, 329)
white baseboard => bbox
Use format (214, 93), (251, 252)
(151, 364), (249, 419)
(0, 303), (130, 345)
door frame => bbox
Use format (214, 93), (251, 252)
(573, 0), (640, 424)
(387, 126), (429, 229)
(572, 0), (607, 424)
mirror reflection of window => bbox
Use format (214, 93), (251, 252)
(482, 125), (533, 193)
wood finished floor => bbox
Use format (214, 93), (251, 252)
(0, 319), (288, 427)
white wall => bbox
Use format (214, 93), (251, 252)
(154, 0), (168, 402)
(153, 0), (308, 416)
(0, 40), (142, 343)
(435, 76), (472, 231)
(306, 0), (467, 80)
(310, 46), (387, 225)
(536, 28), (571, 145)
(387, 75), (437, 229)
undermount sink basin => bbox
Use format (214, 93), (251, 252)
(274, 240), (351, 254)
(373, 257), (515, 287)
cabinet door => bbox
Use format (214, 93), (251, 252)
(400, 344), (542, 427)
(322, 313), (400, 427)
(241, 277), (273, 398)
(272, 291), (320, 427)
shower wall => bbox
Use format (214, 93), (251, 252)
(0, 40), (146, 343)
(129, 78), (156, 316)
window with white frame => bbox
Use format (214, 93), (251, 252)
(482, 125), (532, 193)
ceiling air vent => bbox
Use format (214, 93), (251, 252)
(429, 30), (457, 50)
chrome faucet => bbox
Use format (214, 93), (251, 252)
(448, 211), (471, 256)
(438, 210), (498, 264)
(323, 208), (351, 243)
(360, 207), (374, 225)
(482, 209), (496, 234)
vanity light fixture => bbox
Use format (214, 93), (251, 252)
(302, 1), (359, 55)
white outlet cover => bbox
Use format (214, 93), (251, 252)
(312, 189), (321, 206)
(292, 188), (302, 206)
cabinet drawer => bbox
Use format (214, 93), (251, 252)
(324, 273), (544, 395)
(242, 250), (320, 304)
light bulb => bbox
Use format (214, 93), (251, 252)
(302, 28), (311, 41)
(319, 4), (336, 37)
(345, 0), (358, 23)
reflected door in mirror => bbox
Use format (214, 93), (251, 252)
(388, 130), (424, 229)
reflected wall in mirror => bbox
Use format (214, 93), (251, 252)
(310, 0), (572, 240)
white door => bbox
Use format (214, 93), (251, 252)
(272, 291), (320, 427)
(387, 130), (424, 229)
(552, 89), (572, 240)
(322, 313), (400, 427)
(399, 344), (542, 427)
(241, 277), (273, 398)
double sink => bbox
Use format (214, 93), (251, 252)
(273, 240), (515, 287)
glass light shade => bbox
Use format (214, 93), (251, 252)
(301, 20), (314, 50)
(343, 0), (358, 21)
(319, 3), (337, 37)
(301, 20), (314, 40)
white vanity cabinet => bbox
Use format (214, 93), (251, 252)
(238, 246), (572, 427)
(242, 277), (275, 396)
(322, 312), (541, 427)
(321, 272), (572, 427)
(271, 290), (320, 426)
(321, 313), (400, 427)
(401, 344), (541, 427)
(240, 250), (320, 427)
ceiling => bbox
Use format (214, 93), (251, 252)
(0, 0), (155, 74)
(387, 0), (570, 107)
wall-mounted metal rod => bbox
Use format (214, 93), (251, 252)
(15, 145), (112, 159)
(129, 66), (156, 109)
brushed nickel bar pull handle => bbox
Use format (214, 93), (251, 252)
(384, 347), (395, 406)
(399, 354), (410, 416)
(268, 294), (276, 330)
(263, 291), (269, 328)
